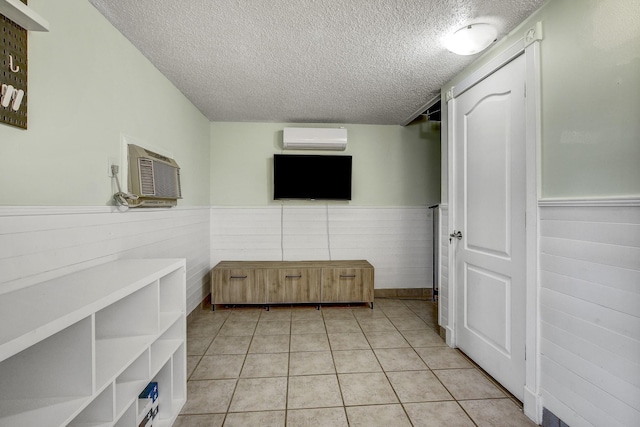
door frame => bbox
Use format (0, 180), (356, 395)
(445, 23), (543, 423)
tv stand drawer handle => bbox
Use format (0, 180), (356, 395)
(286, 274), (302, 279)
(340, 274), (357, 278)
(230, 275), (248, 279)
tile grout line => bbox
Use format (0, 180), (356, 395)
(428, 365), (480, 426)
(368, 300), (418, 426)
(187, 313), (225, 381)
(376, 298), (457, 427)
(405, 299), (481, 427)
(283, 312), (291, 426)
(184, 299), (512, 426)
(223, 309), (244, 424)
(323, 308), (350, 425)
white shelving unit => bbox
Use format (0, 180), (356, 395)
(0, 259), (186, 427)
(0, 0), (49, 31)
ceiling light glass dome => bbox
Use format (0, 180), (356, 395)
(444, 23), (498, 55)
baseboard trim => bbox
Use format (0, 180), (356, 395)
(523, 385), (542, 424)
(444, 326), (455, 347)
(374, 288), (433, 300)
(438, 326), (447, 340)
(191, 288), (434, 318)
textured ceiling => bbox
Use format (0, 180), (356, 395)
(89, 0), (544, 125)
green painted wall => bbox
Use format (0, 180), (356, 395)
(539, 0), (640, 198)
(210, 122), (441, 206)
(0, 0), (211, 206)
(442, 0), (640, 200)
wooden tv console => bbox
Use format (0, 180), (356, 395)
(211, 260), (374, 309)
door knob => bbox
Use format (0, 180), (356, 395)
(449, 230), (462, 242)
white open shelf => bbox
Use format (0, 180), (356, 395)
(0, 0), (49, 31)
(115, 351), (150, 419)
(151, 318), (184, 376)
(0, 316), (93, 427)
(68, 384), (114, 427)
(152, 354), (186, 427)
(114, 404), (136, 427)
(95, 335), (155, 390)
(0, 259), (186, 427)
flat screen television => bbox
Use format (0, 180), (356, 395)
(274, 154), (352, 200)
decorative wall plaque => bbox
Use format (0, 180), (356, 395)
(1, 0), (28, 129)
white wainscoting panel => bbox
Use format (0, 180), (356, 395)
(0, 207), (211, 314)
(539, 203), (640, 427)
(211, 206), (432, 290)
(439, 205), (449, 329)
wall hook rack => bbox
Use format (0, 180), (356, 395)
(8, 54), (19, 72)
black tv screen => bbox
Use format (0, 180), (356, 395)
(274, 154), (352, 200)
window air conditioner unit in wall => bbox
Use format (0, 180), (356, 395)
(283, 127), (347, 151)
(127, 144), (182, 208)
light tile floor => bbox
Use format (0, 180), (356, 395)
(178, 298), (538, 426)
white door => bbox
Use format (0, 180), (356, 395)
(452, 54), (526, 399)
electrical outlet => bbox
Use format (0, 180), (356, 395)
(108, 158), (119, 177)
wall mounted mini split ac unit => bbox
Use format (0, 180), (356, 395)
(127, 144), (182, 207)
(283, 127), (348, 151)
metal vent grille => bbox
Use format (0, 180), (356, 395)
(176, 169), (182, 198)
(129, 143), (181, 203)
(138, 158), (155, 195)
(152, 160), (181, 198)
(143, 149), (171, 163)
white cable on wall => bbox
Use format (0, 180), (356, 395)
(279, 198), (333, 262)
(280, 201), (285, 261)
(326, 202), (332, 261)
(279, 149), (285, 261)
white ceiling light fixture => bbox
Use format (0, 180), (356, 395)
(444, 23), (498, 55)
